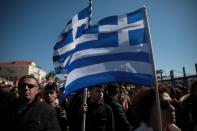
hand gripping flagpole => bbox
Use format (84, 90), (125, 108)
(82, 1), (92, 131)
(142, 6), (162, 131)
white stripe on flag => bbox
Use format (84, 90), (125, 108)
(69, 43), (150, 64)
(65, 17), (89, 32)
(54, 34), (98, 57)
(66, 61), (153, 86)
(99, 20), (144, 33)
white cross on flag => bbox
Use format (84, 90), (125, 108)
(53, 6), (91, 74)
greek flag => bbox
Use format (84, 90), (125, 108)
(53, 6), (91, 74)
(58, 82), (65, 89)
(63, 7), (154, 95)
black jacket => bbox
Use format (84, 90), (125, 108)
(55, 105), (68, 131)
(8, 100), (60, 131)
(105, 96), (133, 131)
(86, 101), (115, 131)
(66, 93), (83, 131)
(177, 95), (197, 131)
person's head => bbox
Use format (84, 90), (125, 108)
(106, 83), (120, 97)
(89, 85), (104, 104)
(18, 75), (39, 104)
(44, 84), (58, 106)
(119, 84), (126, 94)
(59, 87), (65, 94)
(160, 91), (176, 127)
(10, 87), (19, 98)
(136, 87), (175, 130)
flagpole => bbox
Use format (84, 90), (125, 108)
(82, 87), (87, 131)
(82, 1), (92, 131)
(142, 6), (162, 131)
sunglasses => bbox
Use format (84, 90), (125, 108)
(19, 84), (38, 89)
(160, 101), (173, 110)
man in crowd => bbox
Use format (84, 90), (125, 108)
(177, 81), (197, 131)
(85, 85), (115, 131)
(7, 75), (60, 131)
(105, 83), (133, 131)
(44, 84), (68, 131)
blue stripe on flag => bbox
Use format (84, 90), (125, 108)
(53, 49), (74, 61)
(127, 8), (144, 24)
(54, 67), (61, 74)
(99, 16), (118, 25)
(129, 28), (147, 45)
(83, 25), (99, 34)
(78, 7), (89, 19)
(54, 30), (74, 49)
(76, 24), (87, 39)
(62, 30), (74, 45)
(64, 71), (153, 95)
(76, 32), (118, 51)
(99, 32), (118, 43)
(67, 52), (150, 73)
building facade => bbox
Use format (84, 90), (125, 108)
(0, 61), (46, 83)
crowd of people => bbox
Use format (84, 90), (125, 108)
(0, 74), (196, 131)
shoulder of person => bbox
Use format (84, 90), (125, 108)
(134, 122), (153, 131)
(32, 101), (56, 113)
(179, 94), (190, 103)
(179, 94), (192, 109)
(103, 103), (113, 110)
(167, 124), (181, 131)
(55, 105), (66, 113)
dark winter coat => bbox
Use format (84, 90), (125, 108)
(8, 100), (60, 131)
(86, 102), (115, 131)
(105, 96), (133, 131)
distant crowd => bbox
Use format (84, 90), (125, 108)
(0, 75), (196, 131)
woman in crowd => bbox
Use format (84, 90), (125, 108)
(134, 87), (181, 131)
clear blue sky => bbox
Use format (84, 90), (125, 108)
(0, 0), (197, 78)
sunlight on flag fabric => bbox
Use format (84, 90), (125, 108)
(53, 6), (91, 74)
(63, 7), (154, 95)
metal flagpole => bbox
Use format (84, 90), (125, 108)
(142, 6), (163, 131)
(82, 87), (87, 131)
(82, 1), (92, 131)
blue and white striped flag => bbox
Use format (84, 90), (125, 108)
(53, 6), (91, 74)
(64, 7), (154, 95)
(58, 82), (65, 89)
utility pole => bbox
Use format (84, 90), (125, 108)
(156, 69), (164, 84)
(183, 67), (188, 88)
(170, 70), (175, 87)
